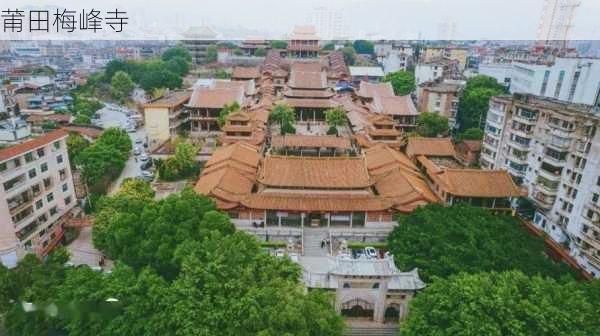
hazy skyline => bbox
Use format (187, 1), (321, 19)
(3, 0), (600, 40)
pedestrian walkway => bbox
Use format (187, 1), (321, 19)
(302, 228), (330, 257)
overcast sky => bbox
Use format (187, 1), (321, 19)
(5, 0), (600, 40)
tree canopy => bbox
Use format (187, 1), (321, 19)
(110, 71), (134, 102)
(270, 103), (296, 135)
(457, 75), (506, 131)
(323, 42), (335, 51)
(66, 132), (90, 165)
(205, 45), (218, 64)
(458, 127), (484, 141)
(401, 271), (597, 336)
(352, 40), (374, 55)
(387, 204), (576, 282)
(161, 46), (192, 63)
(325, 107), (347, 136)
(75, 128), (131, 194)
(382, 70), (415, 95)
(270, 40), (287, 49)
(156, 139), (199, 181)
(340, 47), (356, 66)
(416, 112), (449, 137)
(254, 47), (267, 57)
(217, 101), (241, 127)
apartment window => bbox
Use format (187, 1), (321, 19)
(49, 206), (57, 216)
(56, 155), (63, 164)
(587, 210), (594, 220)
(39, 229), (46, 237)
(554, 70), (565, 98)
(47, 192), (54, 203)
(43, 177), (51, 188)
(53, 141), (61, 150)
(24, 152), (34, 163)
(65, 196), (72, 205)
(38, 213), (47, 223)
(32, 184), (40, 195)
(35, 199), (43, 210)
(568, 71), (581, 102)
(42, 240), (49, 248)
(40, 162), (48, 173)
(28, 168), (36, 179)
(0, 162), (6, 172)
(540, 70), (550, 96)
(593, 193), (599, 203)
(37, 148), (45, 157)
(13, 158), (21, 167)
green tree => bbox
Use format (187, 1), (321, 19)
(458, 127), (484, 140)
(110, 71), (134, 102)
(323, 42), (336, 50)
(233, 48), (243, 56)
(217, 101), (241, 127)
(138, 68), (182, 92)
(270, 103), (296, 135)
(280, 121), (296, 135)
(161, 46), (192, 63)
(214, 68), (230, 79)
(416, 112), (449, 137)
(66, 132), (90, 164)
(401, 271), (596, 336)
(165, 57), (190, 77)
(352, 40), (374, 55)
(341, 46), (356, 66)
(325, 107), (347, 135)
(157, 139), (198, 181)
(457, 75), (506, 131)
(205, 45), (218, 64)
(76, 128), (131, 193)
(382, 70), (415, 95)
(254, 47), (267, 57)
(387, 204), (576, 282)
(73, 114), (91, 125)
(270, 40), (287, 49)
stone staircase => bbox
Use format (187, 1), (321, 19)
(302, 228), (329, 256)
(345, 325), (399, 336)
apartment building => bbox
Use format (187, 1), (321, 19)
(417, 80), (464, 129)
(143, 90), (191, 148)
(479, 57), (600, 107)
(480, 93), (600, 277)
(0, 129), (76, 268)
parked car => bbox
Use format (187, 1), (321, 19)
(364, 247), (378, 259)
(140, 159), (152, 170)
(140, 170), (154, 182)
(135, 138), (143, 144)
(139, 153), (149, 162)
(133, 146), (142, 155)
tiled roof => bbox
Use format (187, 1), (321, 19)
(226, 111), (250, 122)
(258, 155), (372, 189)
(437, 167), (521, 198)
(232, 66), (260, 79)
(242, 192), (390, 212)
(205, 142), (260, 169)
(357, 82), (394, 99)
(187, 81), (246, 109)
(62, 126), (102, 139)
(271, 135), (351, 149)
(378, 95), (418, 116)
(284, 88), (334, 98)
(406, 137), (456, 158)
(0, 129), (67, 162)
(26, 114), (73, 123)
(143, 90), (191, 108)
(288, 62), (327, 89)
(460, 140), (482, 151)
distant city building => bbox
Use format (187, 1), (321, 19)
(349, 66), (385, 85)
(415, 61), (448, 85)
(306, 7), (346, 40)
(0, 130), (76, 268)
(480, 93), (600, 277)
(417, 80), (465, 129)
(536, 0), (581, 48)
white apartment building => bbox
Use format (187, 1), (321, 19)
(0, 129), (76, 268)
(479, 57), (600, 107)
(481, 93), (600, 277)
(415, 61), (447, 85)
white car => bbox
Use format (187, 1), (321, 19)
(140, 170), (154, 181)
(133, 147), (142, 156)
(139, 154), (149, 162)
(135, 138), (143, 144)
(364, 247), (378, 259)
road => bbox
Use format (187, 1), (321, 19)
(95, 102), (148, 195)
(66, 102), (147, 268)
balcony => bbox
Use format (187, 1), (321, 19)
(16, 219), (40, 241)
(582, 230), (600, 250)
(508, 139), (530, 151)
(533, 192), (555, 210)
(7, 190), (34, 215)
(512, 114), (537, 125)
(506, 150), (528, 165)
(582, 250), (600, 269)
(534, 177), (559, 196)
(12, 205), (35, 228)
(538, 167), (562, 183)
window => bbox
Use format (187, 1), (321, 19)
(0, 162), (6, 172)
(38, 214), (47, 223)
(47, 192), (54, 202)
(64, 196), (72, 205)
(593, 193), (599, 203)
(568, 71), (581, 102)
(49, 206), (57, 216)
(62, 183), (68, 192)
(39, 228), (46, 237)
(372, 283), (380, 289)
(32, 184), (40, 195)
(37, 148), (45, 157)
(56, 155), (63, 164)
(343, 283), (351, 288)
(43, 177), (52, 188)
(554, 70), (565, 98)
(40, 162), (48, 173)
(28, 168), (36, 179)
(24, 152), (34, 163)
(35, 199), (43, 210)
(540, 70), (550, 96)
(53, 141), (61, 150)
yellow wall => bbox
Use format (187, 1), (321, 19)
(144, 107), (170, 146)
